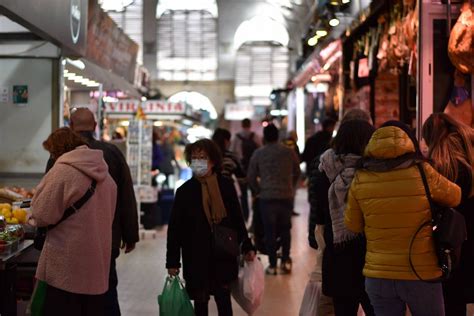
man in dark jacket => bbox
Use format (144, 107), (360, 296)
(301, 118), (336, 176)
(46, 108), (139, 316)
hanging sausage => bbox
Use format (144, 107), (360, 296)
(448, 1), (474, 74)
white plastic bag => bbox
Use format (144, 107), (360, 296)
(299, 279), (323, 316)
(299, 224), (335, 316)
(231, 259), (265, 315)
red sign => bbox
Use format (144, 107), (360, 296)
(105, 100), (186, 115)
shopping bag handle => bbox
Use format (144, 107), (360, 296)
(165, 275), (186, 289)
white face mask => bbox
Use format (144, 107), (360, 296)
(190, 159), (209, 177)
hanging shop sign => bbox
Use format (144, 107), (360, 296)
(105, 100), (187, 115)
(0, 0), (87, 57)
(224, 103), (255, 121)
(86, 0), (139, 84)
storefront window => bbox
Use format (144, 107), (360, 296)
(433, 19), (455, 113)
(235, 42), (289, 107)
(157, 10), (218, 81)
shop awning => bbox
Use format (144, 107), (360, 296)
(65, 58), (140, 98)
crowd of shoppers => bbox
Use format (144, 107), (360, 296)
(26, 108), (473, 315)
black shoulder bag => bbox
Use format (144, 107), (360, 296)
(33, 180), (97, 250)
(212, 223), (240, 259)
(409, 164), (466, 281)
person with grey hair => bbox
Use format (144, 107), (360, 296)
(341, 108), (373, 125)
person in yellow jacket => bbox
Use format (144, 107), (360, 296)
(344, 121), (461, 316)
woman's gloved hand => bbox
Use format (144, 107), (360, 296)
(167, 268), (180, 276)
(244, 250), (256, 262)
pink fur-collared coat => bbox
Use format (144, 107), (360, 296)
(32, 146), (117, 295)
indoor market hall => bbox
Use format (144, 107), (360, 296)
(1, 0), (474, 316)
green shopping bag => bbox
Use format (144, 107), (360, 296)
(30, 280), (48, 316)
(158, 276), (194, 316)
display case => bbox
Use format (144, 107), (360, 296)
(127, 119), (153, 186)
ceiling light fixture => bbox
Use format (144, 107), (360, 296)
(308, 36), (318, 46)
(342, 0), (350, 3)
(316, 30), (328, 37)
(329, 17), (340, 27)
(66, 58), (85, 70)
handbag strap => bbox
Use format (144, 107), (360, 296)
(47, 180), (97, 230)
(409, 164), (438, 282)
(416, 163), (437, 220)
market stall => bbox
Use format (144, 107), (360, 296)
(103, 99), (201, 228)
(419, 0), (474, 133)
(0, 189), (38, 316)
(342, 0), (418, 127)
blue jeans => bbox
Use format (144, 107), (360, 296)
(365, 278), (444, 316)
(259, 199), (292, 267)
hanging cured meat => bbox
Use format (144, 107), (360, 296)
(448, 2), (474, 74)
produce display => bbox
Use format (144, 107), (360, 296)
(0, 223), (24, 255)
(0, 203), (28, 224)
(3, 187), (35, 199)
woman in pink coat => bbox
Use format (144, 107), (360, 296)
(31, 127), (117, 315)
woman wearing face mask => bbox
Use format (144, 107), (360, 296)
(422, 113), (474, 316)
(166, 139), (256, 316)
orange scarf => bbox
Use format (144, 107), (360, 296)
(196, 173), (227, 226)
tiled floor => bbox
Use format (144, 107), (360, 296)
(116, 189), (316, 316)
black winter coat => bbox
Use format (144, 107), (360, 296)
(309, 162), (367, 298)
(166, 175), (253, 301)
(443, 162), (474, 302)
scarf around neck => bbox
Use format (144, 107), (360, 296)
(196, 173), (227, 227)
(319, 149), (362, 245)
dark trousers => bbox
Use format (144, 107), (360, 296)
(443, 283), (466, 316)
(194, 288), (233, 316)
(259, 199), (292, 267)
(105, 248), (121, 316)
(332, 292), (375, 316)
(44, 284), (105, 316)
(239, 183), (250, 221)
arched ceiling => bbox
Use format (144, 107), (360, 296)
(103, 0), (313, 81)
(216, 0), (311, 79)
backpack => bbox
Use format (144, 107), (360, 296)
(238, 132), (258, 171)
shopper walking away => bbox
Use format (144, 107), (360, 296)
(247, 124), (301, 275)
(282, 130), (301, 161)
(423, 113), (474, 316)
(301, 118), (336, 177)
(283, 130), (302, 216)
(308, 109), (372, 249)
(158, 133), (180, 188)
(312, 120), (375, 316)
(345, 121), (462, 316)
(47, 108), (140, 316)
(230, 118), (261, 221)
(212, 128), (246, 198)
(166, 139), (255, 316)
(31, 128), (117, 315)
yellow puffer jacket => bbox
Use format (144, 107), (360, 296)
(345, 126), (461, 280)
